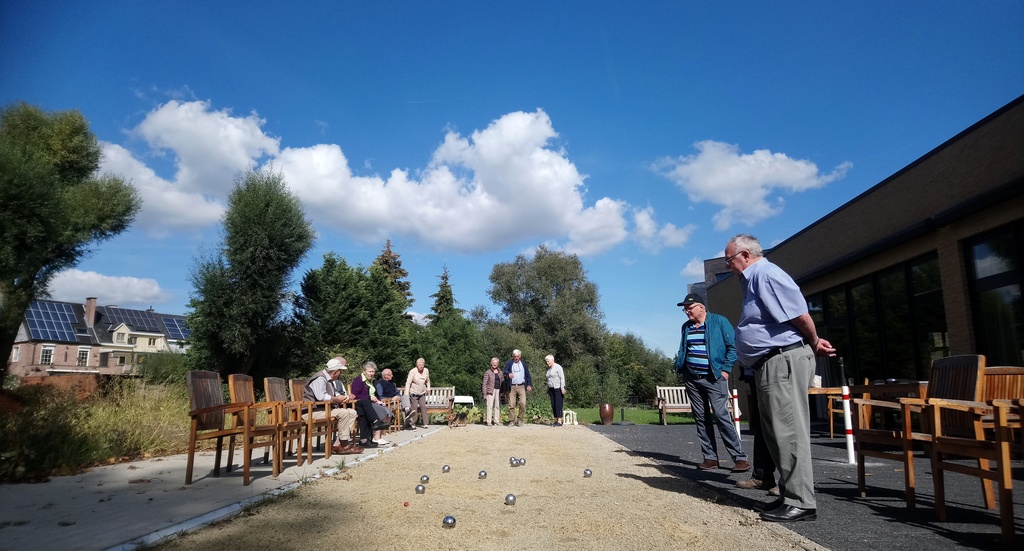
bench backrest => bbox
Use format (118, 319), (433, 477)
(656, 386), (691, 407)
(426, 386), (455, 406)
(982, 366), (1024, 401)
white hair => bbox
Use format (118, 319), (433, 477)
(512, 349), (522, 356)
(544, 354), (554, 362)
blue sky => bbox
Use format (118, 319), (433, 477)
(2, 2), (1022, 356)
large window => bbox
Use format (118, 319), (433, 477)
(811, 253), (946, 383)
(10, 346), (19, 363)
(967, 223), (1024, 365)
(40, 345), (55, 365)
(77, 347), (90, 367)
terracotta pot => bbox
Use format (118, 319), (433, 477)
(598, 403), (614, 425)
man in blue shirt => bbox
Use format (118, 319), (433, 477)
(503, 349), (533, 426)
(674, 293), (750, 473)
(725, 234), (835, 523)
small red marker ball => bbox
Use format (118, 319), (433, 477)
(404, 502), (409, 507)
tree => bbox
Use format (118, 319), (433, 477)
(487, 245), (605, 366)
(0, 102), (140, 379)
(373, 239), (413, 308)
(426, 265), (460, 324)
(292, 253), (370, 362)
(359, 264), (412, 372)
(185, 168), (314, 375)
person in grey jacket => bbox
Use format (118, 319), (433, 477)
(544, 354), (566, 427)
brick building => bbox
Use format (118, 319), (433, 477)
(708, 94), (1024, 385)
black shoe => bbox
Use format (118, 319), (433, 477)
(754, 497), (785, 512)
(359, 439), (379, 448)
(759, 504), (816, 522)
(372, 420), (390, 431)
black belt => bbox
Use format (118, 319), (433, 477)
(511, 383), (524, 386)
(753, 340), (807, 368)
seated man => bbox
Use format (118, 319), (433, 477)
(350, 361), (392, 448)
(302, 357), (362, 455)
(373, 368), (402, 444)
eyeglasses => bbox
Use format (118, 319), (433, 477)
(725, 250), (746, 264)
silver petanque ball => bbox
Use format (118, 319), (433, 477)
(415, 484), (425, 494)
(504, 493), (517, 506)
(420, 475), (429, 483)
(583, 469), (592, 478)
(479, 470), (487, 479)
(519, 457), (526, 466)
(442, 465), (450, 473)
(442, 515), (456, 528)
(509, 456), (517, 466)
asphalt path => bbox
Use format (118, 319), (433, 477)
(590, 421), (1023, 551)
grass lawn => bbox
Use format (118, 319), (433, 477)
(569, 406), (694, 425)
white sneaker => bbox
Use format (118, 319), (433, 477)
(374, 439), (390, 445)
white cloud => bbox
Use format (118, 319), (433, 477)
(133, 100), (280, 195)
(104, 101), (681, 256)
(279, 109), (633, 255)
(100, 143), (224, 235)
(632, 206), (695, 252)
(47, 270), (171, 308)
(680, 257), (706, 280)
(654, 140), (852, 231)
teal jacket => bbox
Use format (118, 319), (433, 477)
(673, 312), (738, 380)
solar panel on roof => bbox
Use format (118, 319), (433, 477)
(102, 307), (161, 332)
(25, 301), (79, 342)
(161, 316), (192, 340)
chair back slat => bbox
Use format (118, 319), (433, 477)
(927, 354), (985, 434)
(228, 374), (257, 404)
(264, 377), (289, 402)
(982, 366), (1024, 401)
(289, 379), (305, 402)
(187, 370), (225, 431)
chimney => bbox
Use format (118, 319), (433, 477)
(85, 297), (97, 328)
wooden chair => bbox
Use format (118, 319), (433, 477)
(227, 374), (282, 485)
(264, 377), (307, 467)
(184, 370), (247, 484)
(384, 396), (403, 434)
(289, 378), (333, 461)
(853, 354), (986, 509)
(926, 397), (1021, 545)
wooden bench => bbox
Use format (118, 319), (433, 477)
(424, 386), (455, 418)
(655, 385), (739, 425)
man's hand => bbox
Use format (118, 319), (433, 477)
(813, 338), (837, 358)
(527, 386), (532, 392)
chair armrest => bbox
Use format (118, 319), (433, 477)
(853, 398), (902, 410)
(927, 398), (992, 415)
(189, 402), (248, 418)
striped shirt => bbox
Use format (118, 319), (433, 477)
(684, 324), (710, 374)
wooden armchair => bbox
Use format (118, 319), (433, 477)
(289, 378), (333, 461)
(227, 374), (282, 485)
(853, 354), (986, 509)
(264, 377), (307, 468)
(926, 397), (1021, 545)
(185, 370), (247, 484)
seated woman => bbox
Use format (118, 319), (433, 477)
(350, 361), (393, 448)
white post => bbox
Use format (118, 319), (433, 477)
(732, 388), (741, 437)
(842, 385), (855, 464)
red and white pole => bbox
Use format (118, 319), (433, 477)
(732, 388), (741, 437)
(842, 385), (854, 464)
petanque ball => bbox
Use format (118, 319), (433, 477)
(421, 475), (429, 483)
(479, 470), (487, 479)
(415, 484), (425, 494)
(442, 464), (450, 473)
(504, 493), (516, 506)
(442, 515), (456, 528)
(583, 469), (592, 478)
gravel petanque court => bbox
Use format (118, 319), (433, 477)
(155, 424), (820, 550)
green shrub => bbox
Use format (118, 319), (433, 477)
(0, 385), (97, 482)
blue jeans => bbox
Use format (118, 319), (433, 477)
(684, 372), (747, 462)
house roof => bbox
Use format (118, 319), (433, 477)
(21, 299), (190, 346)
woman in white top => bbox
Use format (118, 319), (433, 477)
(544, 354), (566, 427)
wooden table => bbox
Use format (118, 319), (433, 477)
(808, 386), (844, 396)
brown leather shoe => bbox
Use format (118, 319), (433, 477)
(731, 460), (751, 472)
(332, 443), (364, 455)
(736, 478), (767, 489)
(697, 459), (719, 470)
